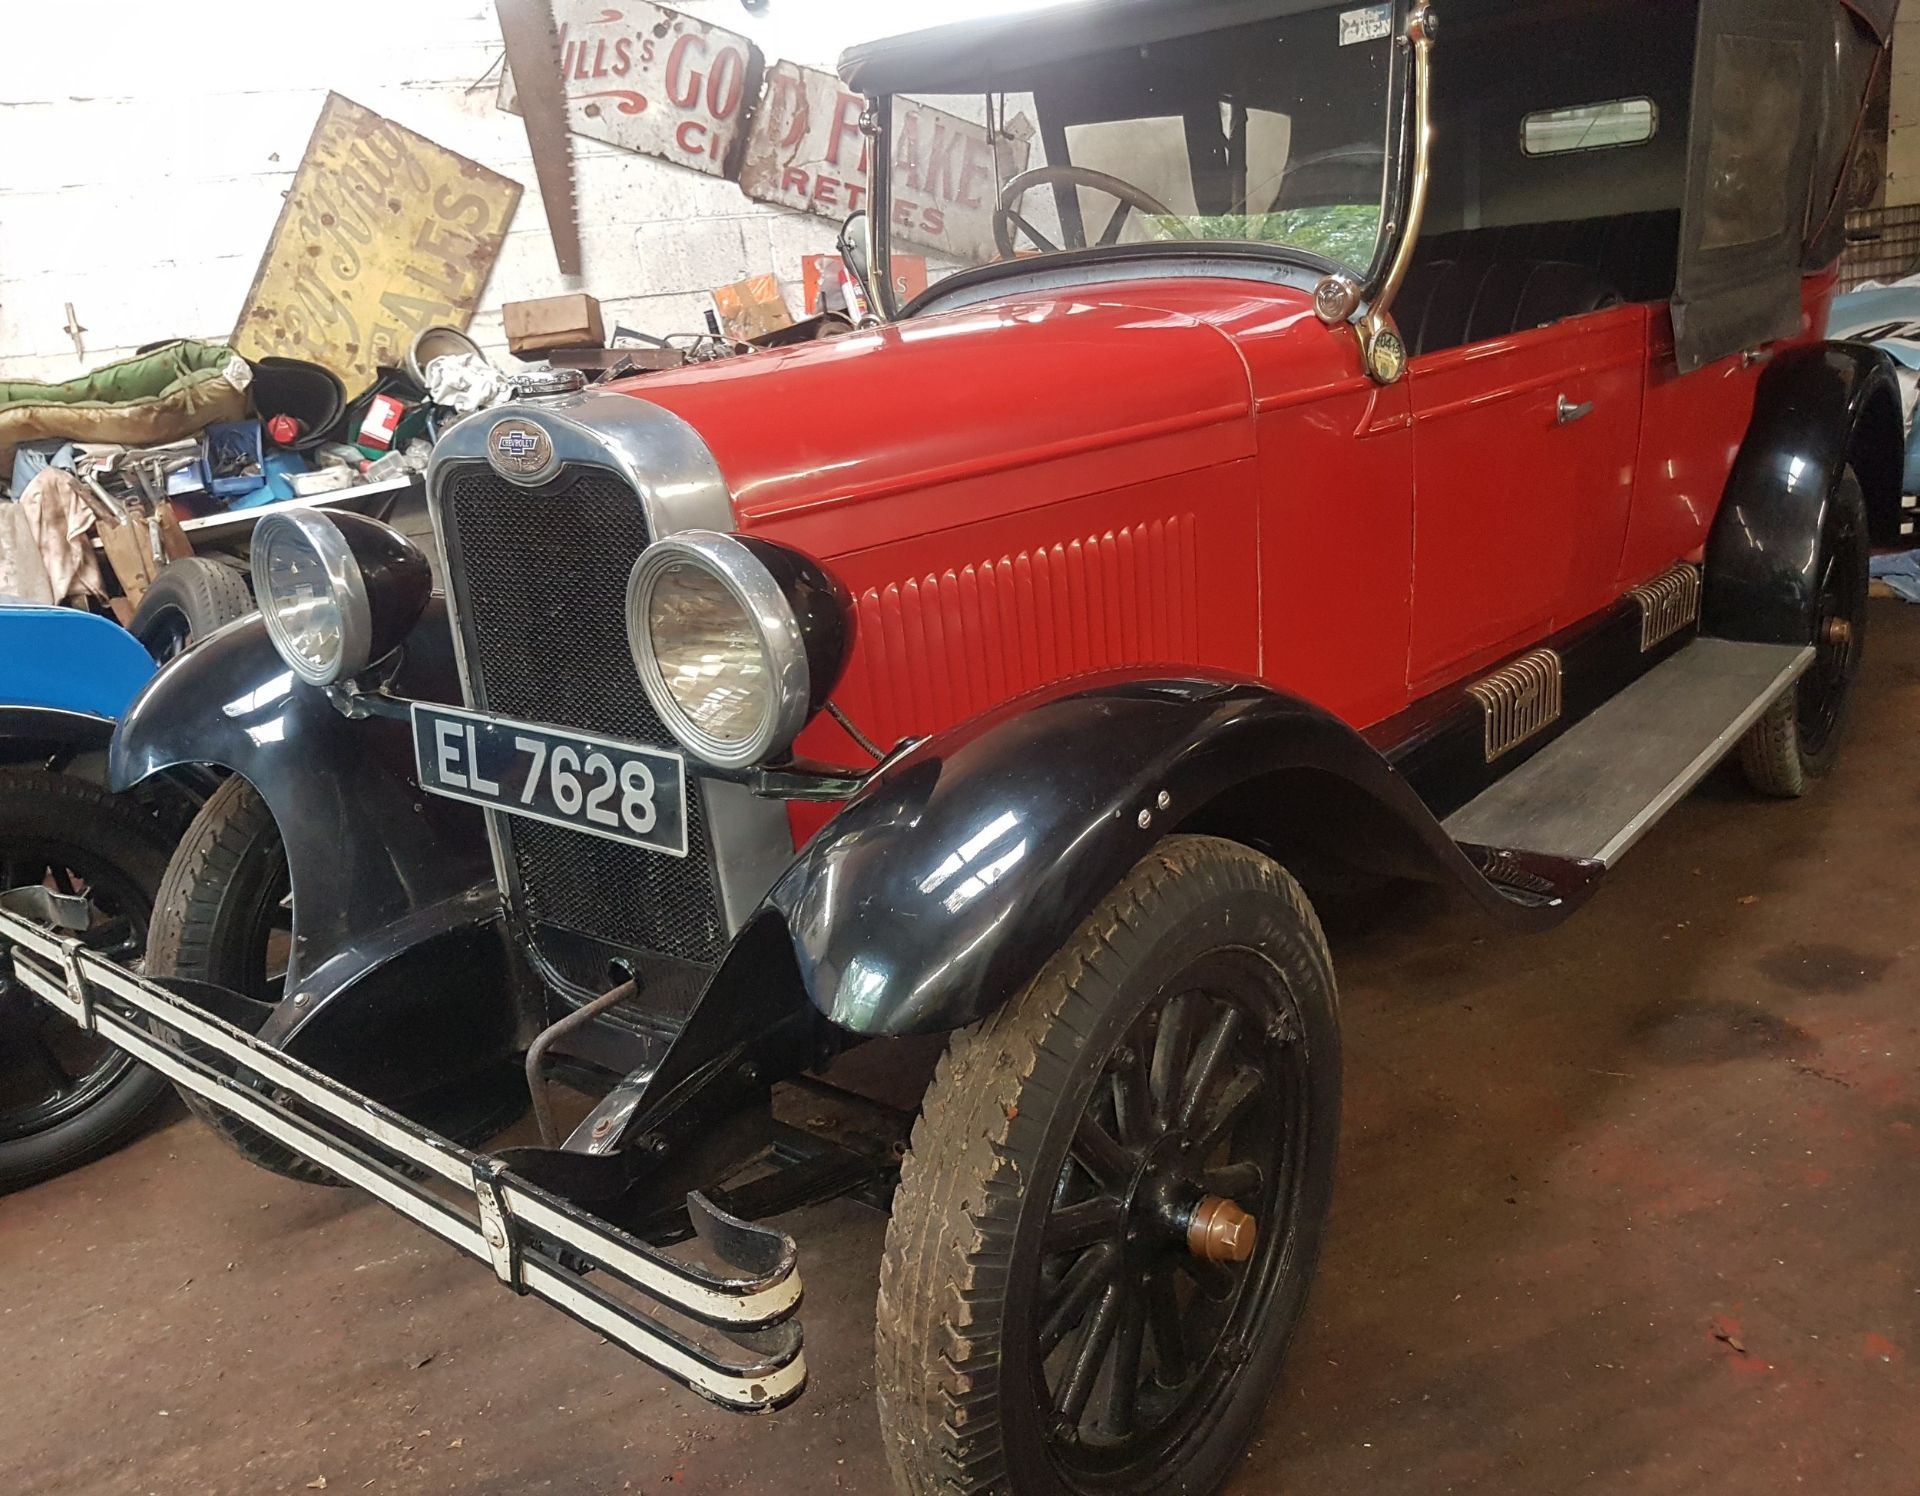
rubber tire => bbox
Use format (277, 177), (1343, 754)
(128, 556), (254, 663)
(144, 776), (336, 1185)
(0, 769), (174, 1189)
(1738, 470), (1870, 798)
(876, 835), (1342, 1496)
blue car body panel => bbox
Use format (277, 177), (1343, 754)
(0, 600), (154, 722)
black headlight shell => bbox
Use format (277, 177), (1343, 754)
(250, 509), (432, 687)
(626, 531), (853, 769)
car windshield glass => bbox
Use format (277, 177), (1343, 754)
(875, 1), (1397, 305)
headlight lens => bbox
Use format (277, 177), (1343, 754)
(250, 510), (374, 686)
(646, 560), (776, 749)
(627, 533), (818, 769)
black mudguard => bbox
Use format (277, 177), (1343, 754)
(108, 601), (521, 1090)
(758, 674), (1599, 1039)
(1705, 340), (1904, 645)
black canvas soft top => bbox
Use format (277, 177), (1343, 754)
(837, 0), (1333, 95)
(837, 0), (1896, 97)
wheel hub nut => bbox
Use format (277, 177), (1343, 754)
(1186, 1195), (1257, 1263)
(1822, 617), (1853, 649)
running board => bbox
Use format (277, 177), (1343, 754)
(1444, 638), (1813, 868)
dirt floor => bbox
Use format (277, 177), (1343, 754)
(6, 603), (1920, 1496)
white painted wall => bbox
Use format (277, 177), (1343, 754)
(0, 0), (1044, 384)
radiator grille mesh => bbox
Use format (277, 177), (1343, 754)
(439, 463), (727, 969)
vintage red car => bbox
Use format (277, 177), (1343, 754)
(0, 1), (1904, 1493)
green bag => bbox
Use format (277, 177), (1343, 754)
(0, 340), (251, 472)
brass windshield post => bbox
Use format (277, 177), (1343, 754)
(1338, 2), (1435, 385)
(861, 99), (896, 323)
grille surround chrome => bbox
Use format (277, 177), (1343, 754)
(438, 461), (728, 968)
(425, 393), (798, 998)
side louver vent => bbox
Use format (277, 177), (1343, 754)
(1468, 649), (1564, 763)
(1627, 564), (1702, 652)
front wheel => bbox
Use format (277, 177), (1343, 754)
(143, 776), (323, 1183)
(876, 835), (1341, 1496)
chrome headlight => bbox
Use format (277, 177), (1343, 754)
(250, 510), (431, 687)
(626, 532), (850, 769)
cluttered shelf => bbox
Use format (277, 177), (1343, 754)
(178, 473), (419, 538)
(0, 337), (448, 622)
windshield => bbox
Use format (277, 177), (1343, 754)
(872, 1), (1399, 308)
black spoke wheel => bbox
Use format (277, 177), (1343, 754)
(1794, 483), (1868, 762)
(0, 769), (175, 1190)
(1739, 467), (1870, 797)
(877, 836), (1341, 1496)
(1025, 964), (1305, 1474)
(0, 865), (145, 1143)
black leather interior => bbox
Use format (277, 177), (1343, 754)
(1394, 259), (1627, 358)
(1416, 211), (1683, 304)
(1391, 209), (1683, 359)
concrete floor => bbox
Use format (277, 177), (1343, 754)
(6, 602), (1919, 1496)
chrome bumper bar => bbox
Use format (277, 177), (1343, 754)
(0, 904), (804, 1411)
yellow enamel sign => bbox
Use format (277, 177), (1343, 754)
(233, 94), (521, 391)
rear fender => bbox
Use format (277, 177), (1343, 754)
(1705, 340), (1904, 644)
(760, 674), (1599, 1039)
(108, 600), (519, 1062)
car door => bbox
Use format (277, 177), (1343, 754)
(1405, 303), (1645, 689)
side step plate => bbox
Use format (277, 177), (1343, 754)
(1444, 638), (1813, 867)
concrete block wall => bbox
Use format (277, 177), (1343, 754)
(1888, 4), (1920, 205)
(0, 0), (1010, 384)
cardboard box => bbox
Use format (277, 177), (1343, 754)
(709, 274), (794, 343)
(504, 294), (606, 355)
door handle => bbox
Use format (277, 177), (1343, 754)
(1556, 395), (1594, 425)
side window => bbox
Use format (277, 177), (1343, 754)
(1696, 35), (1808, 252)
(1521, 98), (1658, 157)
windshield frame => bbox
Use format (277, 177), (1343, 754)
(864, 0), (1418, 319)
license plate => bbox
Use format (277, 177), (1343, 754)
(411, 703), (689, 857)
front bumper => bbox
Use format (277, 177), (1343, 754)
(0, 903), (805, 1411)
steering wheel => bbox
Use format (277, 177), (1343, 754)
(993, 165), (1179, 258)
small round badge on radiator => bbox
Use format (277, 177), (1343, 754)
(487, 416), (556, 483)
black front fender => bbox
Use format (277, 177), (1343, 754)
(1705, 340), (1904, 644)
(763, 675), (1597, 1039)
(109, 601), (506, 1056)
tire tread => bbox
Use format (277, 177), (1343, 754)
(875, 835), (1331, 1496)
(146, 776), (337, 1185)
